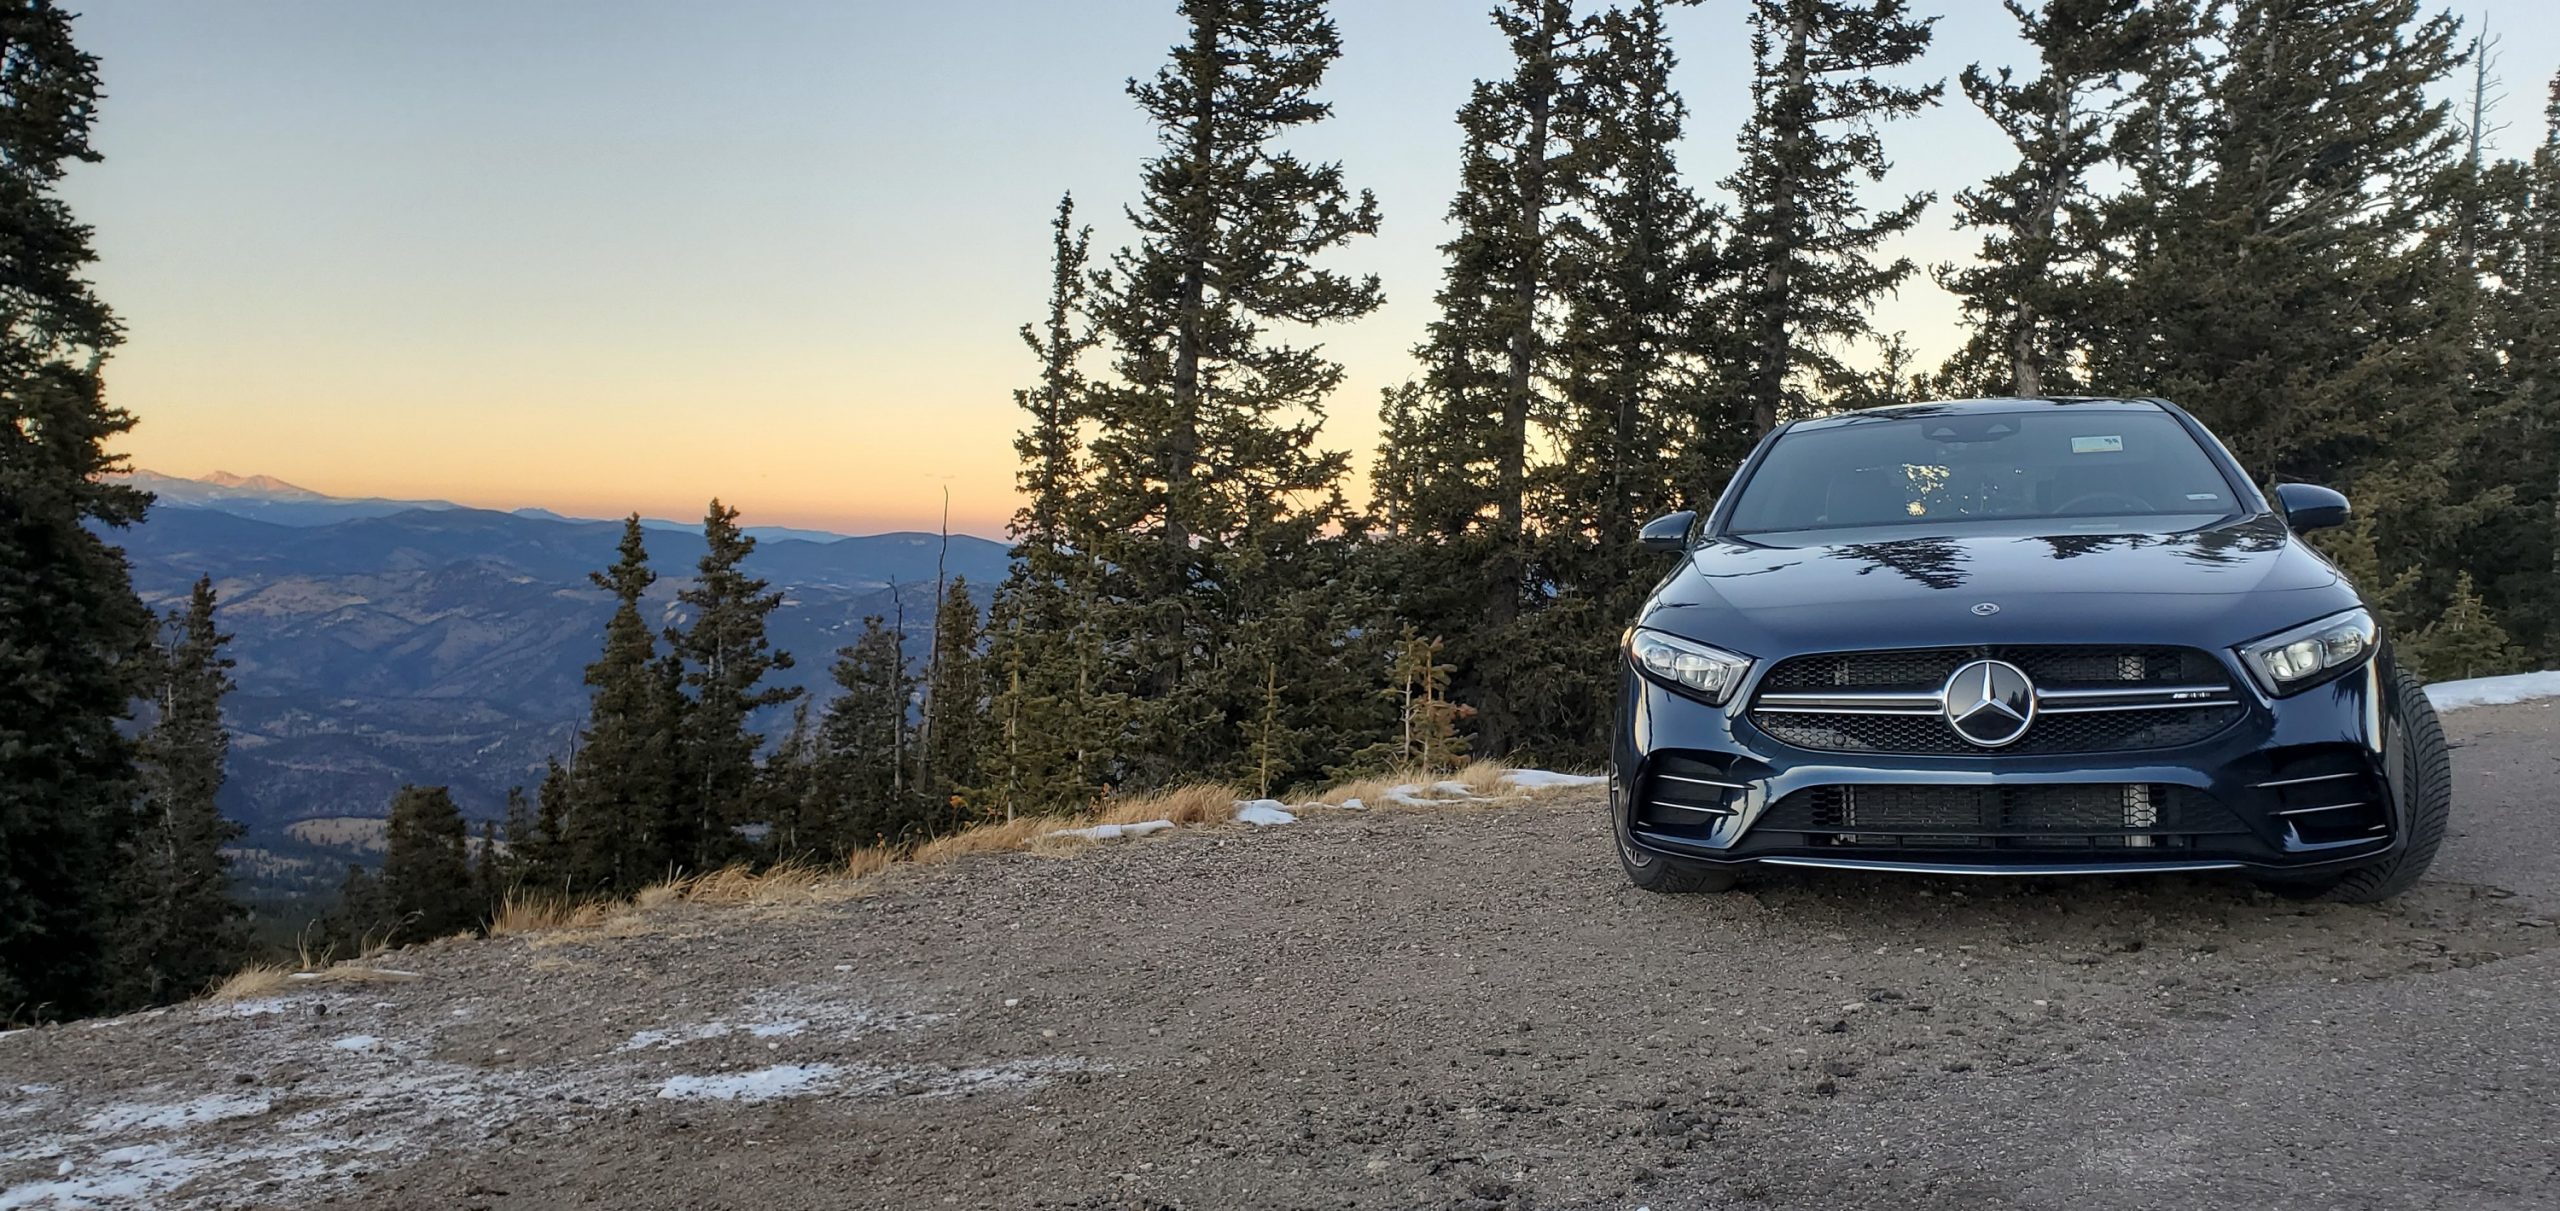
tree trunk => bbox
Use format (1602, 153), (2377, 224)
(1750, 5), (1812, 434)
(1480, 8), (1564, 758)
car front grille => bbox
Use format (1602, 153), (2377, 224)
(1754, 783), (2250, 850)
(1748, 645), (2245, 755)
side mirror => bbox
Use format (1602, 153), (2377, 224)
(2272, 483), (2350, 533)
(1638, 510), (1697, 553)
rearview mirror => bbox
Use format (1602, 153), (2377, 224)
(2272, 483), (2350, 533)
(1638, 510), (1697, 553)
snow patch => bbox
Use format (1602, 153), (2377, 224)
(1046, 819), (1174, 841)
(0, 986), (1026, 1210)
(658, 1064), (842, 1103)
(614, 994), (941, 1052)
(1502, 769), (1607, 790)
(81, 1095), (270, 1135)
(1336, 797), (1365, 811)
(1234, 801), (1297, 826)
(2427, 671), (2560, 711)
(0, 1143), (204, 1211)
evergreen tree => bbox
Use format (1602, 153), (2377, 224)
(667, 501), (798, 869)
(499, 785), (544, 889)
(1724, 0), (1941, 431)
(1937, 0), (2145, 396)
(106, 576), (247, 1008)
(379, 785), (475, 943)
(2096, 0), (2469, 628)
(469, 820), (504, 922)
(2403, 572), (2520, 680)
(1531, 0), (1729, 759)
(821, 616), (920, 845)
(0, 1), (152, 1020)
(759, 703), (825, 859)
(315, 865), (389, 960)
(2465, 72), (2560, 653)
(917, 577), (988, 831)
(987, 196), (1125, 816)
(1370, 0), (1601, 759)
(1077, 0), (1384, 789)
(561, 516), (679, 892)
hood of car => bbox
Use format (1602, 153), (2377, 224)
(1637, 514), (2362, 657)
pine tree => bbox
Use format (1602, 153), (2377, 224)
(1724, 0), (1940, 431)
(2096, 1), (2469, 628)
(561, 516), (680, 892)
(2404, 572), (2520, 681)
(987, 195), (1125, 816)
(106, 576), (247, 1008)
(2101, 1), (2460, 473)
(917, 577), (987, 832)
(469, 820), (504, 922)
(1346, 627), (1469, 775)
(757, 703), (813, 857)
(820, 616), (920, 845)
(667, 501), (798, 869)
(379, 785), (476, 943)
(1937, 0), (2145, 396)
(1370, 0), (1601, 759)
(2466, 72), (2560, 653)
(1532, 0), (1728, 760)
(1078, 0), (1384, 788)
(0, 1), (152, 1020)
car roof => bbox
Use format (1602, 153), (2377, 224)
(1787, 397), (2170, 432)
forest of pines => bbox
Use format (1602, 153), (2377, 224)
(7, 0), (2560, 1019)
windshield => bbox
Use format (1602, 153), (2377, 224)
(1723, 409), (2241, 541)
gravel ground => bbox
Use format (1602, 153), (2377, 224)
(4, 701), (2556, 1211)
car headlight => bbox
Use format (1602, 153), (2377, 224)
(2237, 608), (2376, 695)
(1627, 628), (1753, 705)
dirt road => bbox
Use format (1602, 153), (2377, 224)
(6, 701), (2558, 1210)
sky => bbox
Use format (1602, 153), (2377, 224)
(67, 1), (2560, 539)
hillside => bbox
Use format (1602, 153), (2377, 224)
(3, 701), (2556, 1210)
(108, 474), (1011, 852)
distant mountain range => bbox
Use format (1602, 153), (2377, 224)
(108, 471), (1011, 842)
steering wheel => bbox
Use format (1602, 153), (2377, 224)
(2054, 491), (2149, 516)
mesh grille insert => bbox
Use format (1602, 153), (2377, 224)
(1755, 784), (2249, 849)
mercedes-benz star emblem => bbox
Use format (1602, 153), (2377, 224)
(1943, 658), (2035, 747)
(1971, 602), (2001, 616)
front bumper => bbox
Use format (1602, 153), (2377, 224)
(1611, 655), (2410, 877)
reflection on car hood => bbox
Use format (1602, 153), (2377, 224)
(1638, 515), (2361, 656)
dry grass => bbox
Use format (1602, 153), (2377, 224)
(206, 964), (291, 1001)
(911, 817), (1053, 865)
(198, 957), (421, 1003)
(464, 760), (1600, 943)
(1093, 783), (1235, 826)
(487, 892), (610, 938)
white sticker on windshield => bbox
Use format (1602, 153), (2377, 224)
(2070, 435), (2124, 454)
(2186, 492), (2220, 501)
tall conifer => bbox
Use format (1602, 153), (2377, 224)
(380, 785), (475, 943)
(821, 616), (919, 845)
(562, 516), (678, 892)
(107, 576), (247, 1008)
(1937, 0), (2143, 396)
(1723, 0), (1941, 431)
(1078, 0), (1384, 787)
(667, 501), (798, 868)
(0, 1), (151, 1019)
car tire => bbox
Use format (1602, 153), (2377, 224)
(1617, 824), (1742, 894)
(2256, 663), (2452, 904)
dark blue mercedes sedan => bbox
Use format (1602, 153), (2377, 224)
(1612, 397), (2451, 902)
